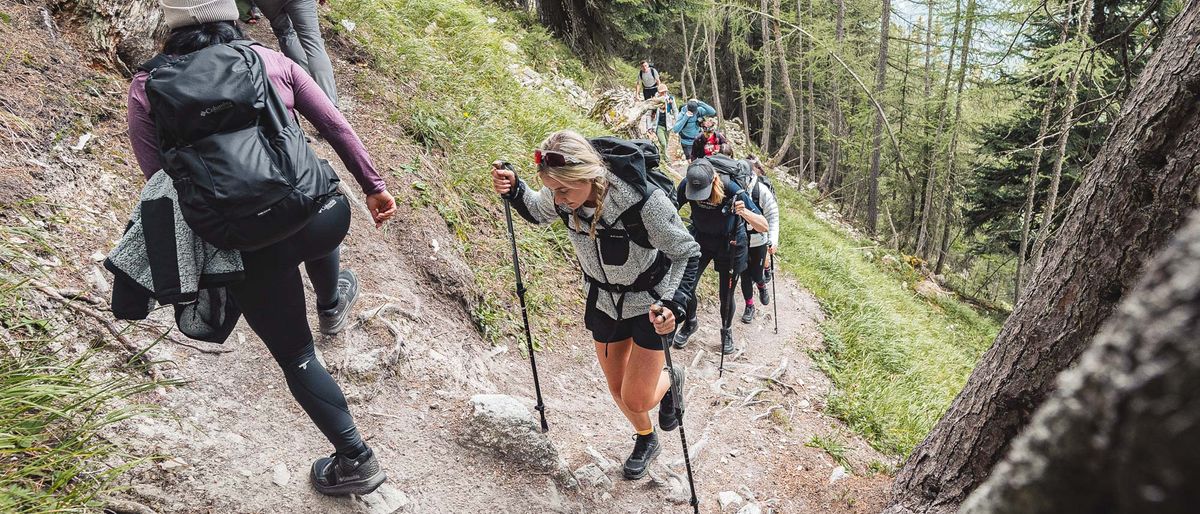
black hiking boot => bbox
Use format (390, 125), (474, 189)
(759, 284), (770, 306)
(672, 317), (698, 349)
(318, 269), (360, 335)
(740, 304), (756, 324)
(658, 364), (686, 432)
(720, 328), (735, 355)
(622, 432), (661, 480)
(310, 447), (386, 496)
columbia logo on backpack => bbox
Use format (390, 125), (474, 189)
(141, 40), (340, 251)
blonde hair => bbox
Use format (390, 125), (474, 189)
(537, 130), (608, 238)
(707, 175), (726, 205)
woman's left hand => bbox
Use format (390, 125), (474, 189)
(649, 304), (676, 335)
(734, 199), (747, 217)
(366, 190), (397, 228)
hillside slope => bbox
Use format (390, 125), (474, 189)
(0, 1), (896, 513)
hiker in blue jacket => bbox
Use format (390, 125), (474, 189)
(672, 99), (716, 162)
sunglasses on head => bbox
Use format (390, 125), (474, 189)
(534, 149), (583, 168)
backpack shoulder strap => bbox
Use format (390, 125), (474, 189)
(137, 54), (174, 74)
(617, 197), (653, 249)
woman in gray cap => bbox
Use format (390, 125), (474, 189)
(127, 0), (394, 496)
(672, 159), (768, 354)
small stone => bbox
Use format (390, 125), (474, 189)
(829, 466), (849, 484)
(159, 457), (187, 471)
(573, 463), (612, 491)
(738, 503), (763, 514)
(271, 463), (290, 486)
(718, 491), (744, 510)
(90, 251), (106, 262)
(799, 399), (812, 409)
(357, 483), (412, 513)
(339, 19), (356, 32)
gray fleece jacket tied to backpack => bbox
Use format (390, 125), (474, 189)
(105, 171), (244, 343)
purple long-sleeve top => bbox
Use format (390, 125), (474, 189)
(127, 44), (387, 196)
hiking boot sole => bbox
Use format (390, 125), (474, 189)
(621, 443), (661, 480)
(311, 463), (387, 496)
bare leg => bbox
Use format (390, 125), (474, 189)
(595, 340), (648, 431)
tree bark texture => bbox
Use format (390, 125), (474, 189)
(886, 3), (1200, 512)
(962, 205), (1200, 514)
(867, 0), (892, 234)
(49, 0), (164, 74)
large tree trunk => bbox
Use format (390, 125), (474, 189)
(805, 0), (817, 183)
(733, 46), (751, 136)
(1015, 0), (1072, 303)
(915, 0), (962, 259)
(886, 3), (1200, 512)
(759, 0), (774, 151)
(820, 0), (846, 194)
(1030, 0), (1095, 271)
(49, 0), (163, 74)
(962, 205), (1200, 514)
(705, 18), (723, 122)
(866, 0), (892, 235)
(933, 0), (976, 275)
(680, 12), (691, 99)
(769, 0), (798, 166)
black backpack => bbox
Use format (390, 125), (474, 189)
(141, 41), (340, 251)
(706, 154), (754, 192)
(558, 137), (677, 249)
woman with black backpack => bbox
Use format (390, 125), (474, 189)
(127, 1), (395, 497)
(671, 159), (769, 355)
(490, 130), (700, 482)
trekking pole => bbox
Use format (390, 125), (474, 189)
(770, 250), (779, 334)
(655, 306), (700, 514)
(502, 178), (549, 432)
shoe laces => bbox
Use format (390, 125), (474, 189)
(631, 433), (655, 454)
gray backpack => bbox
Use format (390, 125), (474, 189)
(141, 40), (340, 251)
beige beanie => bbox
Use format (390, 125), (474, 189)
(160, 0), (240, 30)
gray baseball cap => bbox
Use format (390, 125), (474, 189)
(685, 160), (716, 201)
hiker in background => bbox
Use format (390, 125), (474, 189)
(688, 117), (730, 161)
(672, 98), (716, 162)
(643, 84), (676, 162)
(236, 0), (263, 24)
(637, 61), (662, 100)
(255, 0), (341, 107)
(739, 156), (779, 324)
(672, 159), (768, 355)
(127, 1), (395, 496)
(491, 131), (700, 484)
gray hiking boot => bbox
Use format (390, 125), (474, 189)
(318, 269), (359, 335)
(740, 303), (756, 324)
(310, 447), (386, 496)
(720, 328), (735, 355)
(622, 431), (661, 480)
(658, 364), (686, 431)
(672, 317), (698, 349)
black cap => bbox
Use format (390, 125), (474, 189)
(685, 160), (716, 201)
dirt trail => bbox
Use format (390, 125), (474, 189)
(0, 4), (891, 512)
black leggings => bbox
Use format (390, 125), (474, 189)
(741, 244), (769, 302)
(227, 194), (366, 458)
(686, 253), (741, 331)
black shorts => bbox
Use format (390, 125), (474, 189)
(642, 86), (657, 100)
(584, 288), (664, 351)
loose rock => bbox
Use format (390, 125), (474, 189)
(458, 394), (564, 474)
(271, 463), (289, 487)
(718, 490), (745, 510)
